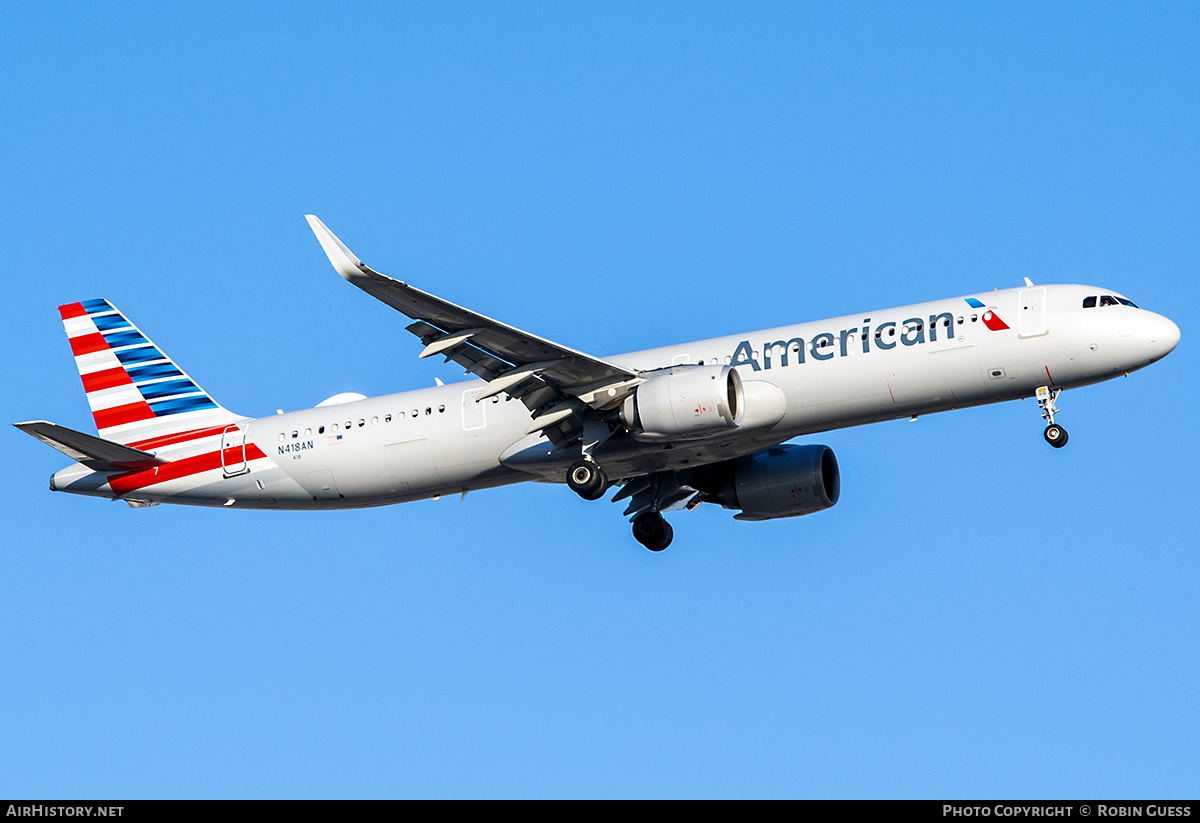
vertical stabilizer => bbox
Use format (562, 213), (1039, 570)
(58, 299), (242, 446)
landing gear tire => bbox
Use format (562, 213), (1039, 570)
(1044, 424), (1068, 448)
(1036, 386), (1067, 449)
(632, 512), (673, 552)
(567, 460), (607, 500)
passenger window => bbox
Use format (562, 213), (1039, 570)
(411, 410), (418, 417)
(957, 316), (964, 324)
(438, 405), (445, 413)
(277, 433), (285, 442)
(345, 421), (351, 429)
(491, 396), (499, 404)
(384, 414), (392, 423)
(304, 428), (311, 437)
(319, 426), (325, 434)
(970, 314), (978, 322)
(1082, 296), (1097, 308)
(358, 419), (365, 427)
(371, 416), (378, 424)
(291, 431), (298, 439)
(425, 407), (432, 415)
(331, 423), (338, 432)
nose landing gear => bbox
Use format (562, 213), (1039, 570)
(1036, 386), (1068, 448)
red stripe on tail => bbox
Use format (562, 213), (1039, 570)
(109, 444), (268, 495)
(127, 424), (230, 451)
(59, 303), (87, 320)
(82, 367), (133, 392)
(69, 332), (109, 356)
(94, 401), (155, 429)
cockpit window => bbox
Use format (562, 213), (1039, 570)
(1084, 294), (1139, 309)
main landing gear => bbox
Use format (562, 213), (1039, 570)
(566, 462), (677, 551)
(632, 512), (673, 552)
(1036, 385), (1068, 448)
(567, 460), (608, 501)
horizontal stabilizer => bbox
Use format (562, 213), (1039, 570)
(14, 420), (165, 471)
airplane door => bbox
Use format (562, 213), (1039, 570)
(220, 425), (248, 476)
(1018, 287), (1048, 338)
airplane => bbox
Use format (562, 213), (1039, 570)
(15, 216), (1181, 551)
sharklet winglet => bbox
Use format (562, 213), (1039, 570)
(306, 215), (377, 282)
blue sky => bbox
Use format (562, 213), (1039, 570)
(3, 2), (1197, 798)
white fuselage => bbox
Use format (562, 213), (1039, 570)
(50, 284), (1180, 509)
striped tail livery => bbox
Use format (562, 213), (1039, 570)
(58, 299), (240, 444)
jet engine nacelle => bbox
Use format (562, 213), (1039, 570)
(620, 365), (744, 440)
(707, 444), (840, 521)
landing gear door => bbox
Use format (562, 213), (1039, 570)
(1018, 287), (1048, 338)
(221, 425), (248, 476)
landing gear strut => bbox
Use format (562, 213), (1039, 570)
(1036, 386), (1068, 448)
(567, 460), (608, 500)
(632, 512), (673, 551)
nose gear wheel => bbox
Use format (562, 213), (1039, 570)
(1043, 424), (1068, 448)
(1035, 386), (1068, 448)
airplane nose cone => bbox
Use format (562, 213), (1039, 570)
(1147, 313), (1180, 360)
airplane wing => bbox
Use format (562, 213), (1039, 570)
(306, 216), (641, 445)
(14, 420), (165, 471)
